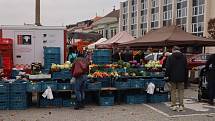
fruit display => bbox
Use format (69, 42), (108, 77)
(144, 60), (162, 72)
(51, 61), (73, 72)
(90, 72), (111, 78)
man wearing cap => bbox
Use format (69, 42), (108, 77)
(165, 46), (188, 111)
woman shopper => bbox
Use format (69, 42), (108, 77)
(205, 54), (215, 105)
(71, 57), (89, 110)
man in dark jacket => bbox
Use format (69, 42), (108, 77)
(165, 46), (188, 111)
(205, 54), (215, 105)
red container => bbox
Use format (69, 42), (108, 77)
(0, 38), (13, 45)
(0, 45), (12, 50)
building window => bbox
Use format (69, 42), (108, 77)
(192, 0), (205, 36)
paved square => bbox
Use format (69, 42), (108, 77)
(145, 98), (215, 118)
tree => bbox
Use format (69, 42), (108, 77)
(208, 18), (215, 39)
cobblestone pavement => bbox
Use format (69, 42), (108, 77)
(0, 84), (215, 121)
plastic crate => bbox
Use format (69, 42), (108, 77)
(0, 101), (9, 110)
(0, 93), (9, 102)
(10, 82), (27, 93)
(151, 78), (165, 88)
(27, 82), (42, 92)
(93, 49), (112, 56)
(57, 83), (72, 90)
(86, 81), (102, 90)
(147, 93), (169, 103)
(130, 79), (144, 89)
(63, 99), (76, 107)
(11, 70), (21, 79)
(0, 83), (9, 92)
(40, 98), (62, 107)
(114, 80), (130, 89)
(52, 98), (62, 107)
(99, 95), (114, 106)
(9, 101), (27, 110)
(44, 47), (60, 54)
(93, 61), (112, 65)
(96, 77), (112, 87)
(10, 92), (27, 101)
(44, 54), (61, 59)
(125, 94), (147, 104)
(52, 71), (72, 80)
(40, 98), (51, 107)
(41, 81), (57, 91)
(150, 72), (164, 77)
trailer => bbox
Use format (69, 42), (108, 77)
(0, 25), (66, 67)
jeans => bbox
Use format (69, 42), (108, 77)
(170, 82), (184, 106)
(74, 74), (87, 102)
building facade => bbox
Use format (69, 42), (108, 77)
(119, 0), (215, 38)
(92, 9), (120, 39)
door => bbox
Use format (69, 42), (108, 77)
(14, 31), (35, 65)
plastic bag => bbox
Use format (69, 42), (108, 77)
(42, 86), (54, 100)
(70, 77), (76, 84)
(146, 82), (155, 95)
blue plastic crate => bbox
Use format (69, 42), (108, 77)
(44, 47), (60, 54)
(93, 61), (112, 65)
(86, 81), (102, 90)
(11, 70), (21, 79)
(114, 80), (130, 89)
(125, 94), (147, 104)
(10, 82), (27, 93)
(99, 95), (114, 106)
(147, 93), (169, 103)
(63, 99), (76, 107)
(0, 93), (9, 101)
(93, 49), (112, 56)
(52, 71), (72, 80)
(115, 68), (125, 73)
(40, 98), (51, 107)
(150, 72), (164, 77)
(151, 78), (165, 88)
(40, 98), (62, 107)
(130, 79), (145, 89)
(52, 98), (62, 107)
(0, 83), (9, 93)
(57, 83), (72, 90)
(10, 92), (27, 101)
(0, 101), (9, 110)
(10, 101), (27, 110)
(41, 81), (57, 91)
(44, 54), (61, 59)
(97, 77), (112, 87)
(27, 82), (42, 92)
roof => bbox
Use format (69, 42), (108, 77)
(120, 25), (215, 47)
(104, 9), (120, 18)
(96, 31), (134, 49)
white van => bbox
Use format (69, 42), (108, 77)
(144, 53), (163, 61)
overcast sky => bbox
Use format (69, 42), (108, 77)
(0, 0), (123, 26)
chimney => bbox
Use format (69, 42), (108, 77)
(35, 0), (41, 26)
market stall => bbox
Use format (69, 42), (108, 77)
(96, 31), (134, 49)
(120, 26), (215, 48)
(0, 48), (168, 110)
(88, 38), (107, 49)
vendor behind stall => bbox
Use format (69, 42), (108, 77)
(113, 48), (120, 62)
(67, 46), (78, 63)
(123, 47), (133, 62)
